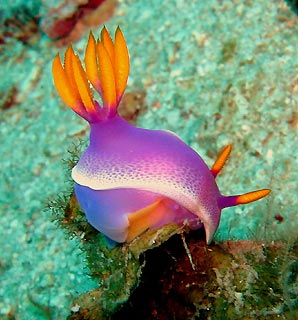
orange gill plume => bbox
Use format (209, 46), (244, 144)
(52, 26), (129, 123)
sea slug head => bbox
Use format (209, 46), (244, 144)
(52, 27), (271, 246)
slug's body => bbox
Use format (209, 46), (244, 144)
(73, 115), (221, 242)
(52, 27), (270, 245)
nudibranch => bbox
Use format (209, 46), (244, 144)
(52, 27), (270, 245)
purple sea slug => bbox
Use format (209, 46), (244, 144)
(52, 27), (270, 245)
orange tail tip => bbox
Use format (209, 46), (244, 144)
(211, 145), (232, 177)
(52, 26), (130, 122)
(235, 189), (271, 205)
(219, 188), (271, 209)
